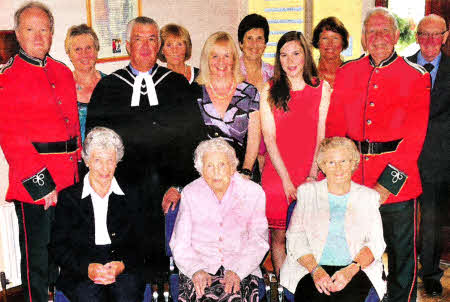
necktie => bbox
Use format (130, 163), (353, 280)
(423, 63), (434, 73)
(131, 72), (158, 107)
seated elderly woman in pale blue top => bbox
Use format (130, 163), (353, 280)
(280, 137), (386, 302)
(170, 138), (269, 302)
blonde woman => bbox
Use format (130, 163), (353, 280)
(195, 32), (261, 180)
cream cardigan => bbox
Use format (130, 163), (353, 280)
(280, 179), (386, 298)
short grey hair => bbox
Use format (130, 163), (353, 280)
(126, 16), (159, 42)
(65, 24), (100, 54)
(317, 137), (360, 172)
(194, 138), (239, 175)
(82, 127), (124, 163)
(362, 7), (398, 34)
(14, 1), (54, 33)
(417, 14), (447, 33)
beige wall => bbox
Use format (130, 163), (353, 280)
(0, 0), (245, 73)
(312, 0), (374, 60)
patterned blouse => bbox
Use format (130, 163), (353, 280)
(196, 82), (260, 168)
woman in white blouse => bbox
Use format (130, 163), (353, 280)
(281, 137), (386, 302)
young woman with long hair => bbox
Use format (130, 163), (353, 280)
(260, 31), (332, 278)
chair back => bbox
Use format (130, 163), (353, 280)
(364, 287), (380, 302)
(286, 201), (297, 230)
(165, 202), (180, 257)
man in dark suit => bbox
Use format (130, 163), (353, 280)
(86, 16), (205, 281)
(50, 127), (145, 302)
(407, 14), (449, 297)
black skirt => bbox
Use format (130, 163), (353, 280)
(294, 265), (373, 302)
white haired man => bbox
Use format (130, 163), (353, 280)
(326, 7), (430, 302)
(407, 14), (449, 297)
(86, 16), (205, 283)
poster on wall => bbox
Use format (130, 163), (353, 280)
(86, 0), (141, 62)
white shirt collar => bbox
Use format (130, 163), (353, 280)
(81, 172), (124, 199)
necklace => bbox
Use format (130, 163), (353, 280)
(169, 64), (188, 78)
(74, 71), (100, 91)
(209, 80), (235, 100)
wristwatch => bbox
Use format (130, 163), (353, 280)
(352, 261), (361, 271)
(239, 168), (253, 177)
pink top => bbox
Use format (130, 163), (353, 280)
(170, 172), (269, 280)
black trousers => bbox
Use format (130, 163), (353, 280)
(67, 273), (144, 302)
(61, 245), (145, 302)
(14, 201), (58, 302)
(380, 200), (417, 302)
(418, 181), (449, 281)
(294, 265), (372, 302)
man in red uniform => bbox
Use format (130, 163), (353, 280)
(0, 2), (80, 301)
(326, 7), (430, 302)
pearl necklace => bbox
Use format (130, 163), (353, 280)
(208, 80), (235, 100)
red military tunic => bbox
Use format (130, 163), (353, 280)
(0, 50), (80, 205)
(326, 52), (430, 204)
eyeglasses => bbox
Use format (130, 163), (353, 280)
(323, 159), (353, 169)
(417, 31), (447, 40)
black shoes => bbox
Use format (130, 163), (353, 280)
(423, 279), (443, 297)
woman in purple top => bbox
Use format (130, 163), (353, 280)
(193, 31), (261, 179)
(162, 32), (262, 213)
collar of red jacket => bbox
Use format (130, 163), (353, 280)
(19, 48), (48, 67)
(369, 51), (398, 68)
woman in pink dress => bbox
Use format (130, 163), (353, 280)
(260, 31), (331, 278)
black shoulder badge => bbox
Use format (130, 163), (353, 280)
(0, 56), (15, 74)
(46, 55), (69, 68)
(403, 57), (427, 75)
(340, 53), (366, 68)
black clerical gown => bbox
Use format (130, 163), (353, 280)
(86, 64), (205, 279)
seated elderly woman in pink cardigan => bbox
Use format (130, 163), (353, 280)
(170, 138), (269, 302)
(280, 137), (386, 302)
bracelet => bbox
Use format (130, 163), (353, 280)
(351, 261), (361, 271)
(310, 264), (320, 277)
(239, 168), (253, 177)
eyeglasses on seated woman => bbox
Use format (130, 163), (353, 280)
(280, 137), (386, 302)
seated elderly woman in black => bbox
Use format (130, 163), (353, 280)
(280, 137), (386, 302)
(50, 127), (144, 302)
